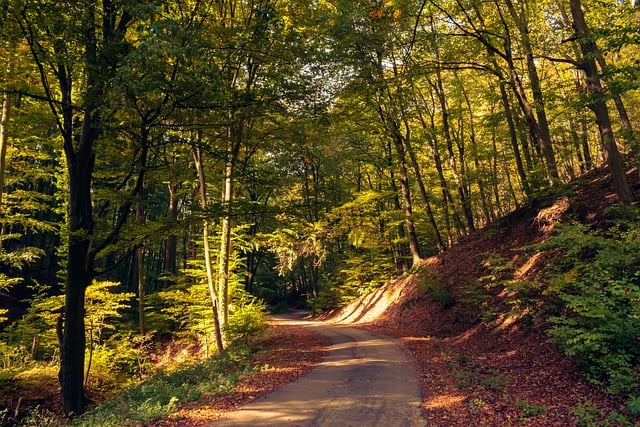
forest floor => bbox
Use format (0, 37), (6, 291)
(157, 166), (633, 425)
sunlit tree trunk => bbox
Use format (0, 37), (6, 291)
(0, 85), (10, 250)
(384, 140), (411, 272)
(218, 139), (233, 328)
(377, 100), (422, 265)
(193, 145), (224, 353)
(136, 183), (145, 335)
(164, 178), (179, 276)
(0, 45), (14, 250)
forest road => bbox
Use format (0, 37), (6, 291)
(212, 313), (426, 427)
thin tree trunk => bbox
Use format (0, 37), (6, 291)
(503, 0), (558, 184)
(402, 112), (446, 251)
(595, 55), (635, 150)
(428, 20), (475, 232)
(460, 77), (493, 224)
(471, 15), (531, 197)
(193, 146), (224, 353)
(136, 185), (145, 336)
(579, 113), (593, 170)
(385, 140), (411, 272)
(163, 164), (179, 277)
(381, 108), (422, 266)
(218, 119), (238, 330)
(0, 86), (10, 251)
(471, 3), (558, 185)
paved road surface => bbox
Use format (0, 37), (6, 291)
(212, 315), (426, 426)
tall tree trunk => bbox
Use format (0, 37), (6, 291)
(217, 158), (233, 329)
(429, 19), (475, 232)
(595, 54), (635, 150)
(62, 106), (97, 416)
(579, 113), (593, 170)
(0, 85), (10, 250)
(570, 0), (635, 203)
(136, 184), (145, 335)
(385, 140), (411, 272)
(431, 75), (474, 233)
(490, 123), (505, 216)
(193, 146), (225, 353)
(503, 0), (559, 184)
(402, 113), (446, 252)
(0, 42), (15, 250)
(469, 12), (531, 196)
(471, 3), (558, 185)
(163, 179), (179, 276)
(420, 99), (466, 241)
(460, 77), (494, 224)
(378, 104), (422, 266)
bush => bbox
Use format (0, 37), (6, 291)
(224, 299), (268, 346)
(541, 207), (640, 399)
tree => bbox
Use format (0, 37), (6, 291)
(16, 0), (143, 414)
(570, 0), (635, 203)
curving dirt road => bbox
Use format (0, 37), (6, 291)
(212, 315), (426, 426)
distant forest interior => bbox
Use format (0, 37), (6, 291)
(1, 0), (639, 424)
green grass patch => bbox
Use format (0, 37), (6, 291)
(73, 345), (259, 427)
(517, 398), (548, 420)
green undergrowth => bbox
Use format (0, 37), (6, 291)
(539, 204), (640, 404)
(73, 343), (261, 427)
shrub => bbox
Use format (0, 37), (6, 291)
(541, 207), (640, 399)
(417, 266), (456, 309)
(225, 298), (268, 346)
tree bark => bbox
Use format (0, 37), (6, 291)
(429, 46), (475, 232)
(163, 179), (179, 276)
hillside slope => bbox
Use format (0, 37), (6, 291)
(329, 166), (636, 426)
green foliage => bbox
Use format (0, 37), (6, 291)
(4, 281), (134, 361)
(573, 400), (635, 427)
(3, 283), (63, 359)
(418, 266), (456, 309)
(84, 333), (153, 392)
(626, 395), (640, 417)
(74, 348), (257, 426)
(85, 281), (135, 343)
(0, 340), (28, 369)
(224, 297), (267, 346)
(19, 405), (65, 427)
(145, 281), (218, 353)
(540, 207), (640, 400)
(517, 399), (548, 420)
(308, 253), (395, 313)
